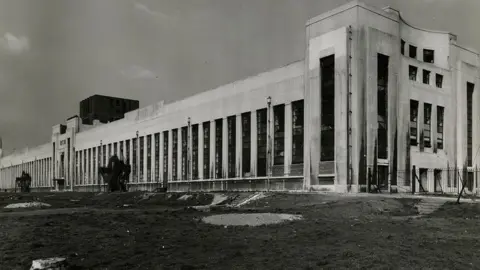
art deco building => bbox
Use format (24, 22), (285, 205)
(1, 1), (479, 194)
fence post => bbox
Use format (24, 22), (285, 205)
(412, 165), (416, 194)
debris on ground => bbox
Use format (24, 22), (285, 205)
(137, 193), (156, 202)
(30, 257), (68, 270)
(210, 194), (229, 205)
(178, 194), (193, 201)
(4, 202), (51, 209)
(232, 192), (267, 207)
(202, 213), (303, 226)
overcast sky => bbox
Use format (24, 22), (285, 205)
(0, 0), (478, 153)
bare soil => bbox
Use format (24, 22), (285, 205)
(0, 192), (478, 269)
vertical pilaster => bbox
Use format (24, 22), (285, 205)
(144, 137), (148, 182)
(159, 133), (164, 183)
(177, 130), (182, 180)
(151, 135), (155, 182)
(285, 103), (293, 176)
(188, 124), (193, 180)
(129, 140), (133, 183)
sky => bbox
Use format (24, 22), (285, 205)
(0, 0), (478, 154)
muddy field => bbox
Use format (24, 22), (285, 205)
(0, 192), (479, 269)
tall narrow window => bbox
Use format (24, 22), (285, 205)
(132, 138), (137, 181)
(163, 131), (169, 181)
(409, 45), (417, 59)
(203, 122), (210, 179)
(67, 138), (70, 180)
(172, 129), (178, 181)
(378, 53), (389, 159)
(181, 127), (188, 180)
(139, 136), (144, 181)
(274, 104), (285, 165)
(437, 106), (444, 150)
(321, 54), (335, 161)
(192, 125), (199, 180)
(423, 49), (434, 63)
(97, 146), (100, 171)
(292, 100), (304, 164)
(154, 133), (160, 181)
(423, 70), (431, 85)
(108, 144), (112, 159)
(114, 142), (118, 156)
(424, 103), (432, 148)
(227, 116), (236, 178)
(409, 65), (417, 81)
(75, 152), (79, 184)
(125, 140), (130, 165)
(215, 119), (223, 179)
(257, 109), (268, 177)
(83, 150), (86, 183)
(401, 40), (405, 55)
(436, 74), (443, 88)
(467, 82), (474, 166)
(147, 135), (152, 181)
(241, 112), (251, 176)
(103, 145), (106, 165)
(119, 142), (124, 160)
(92, 148), (96, 184)
(410, 100), (419, 146)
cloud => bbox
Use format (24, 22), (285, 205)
(0, 33), (29, 55)
(134, 2), (171, 20)
(121, 65), (157, 79)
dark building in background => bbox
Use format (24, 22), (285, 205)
(79, 95), (139, 125)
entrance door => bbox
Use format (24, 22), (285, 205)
(377, 165), (389, 190)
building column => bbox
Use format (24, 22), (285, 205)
(251, 111), (258, 177)
(198, 124), (204, 180)
(236, 114), (242, 178)
(285, 103), (293, 176)
(222, 118), (228, 179)
(151, 135), (155, 182)
(210, 120), (216, 179)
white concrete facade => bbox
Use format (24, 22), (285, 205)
(1, 1), (479, 194)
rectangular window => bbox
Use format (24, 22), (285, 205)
(154, 133), (160, 181)
(108, 144), (112, 159)
(163, 131), (169, 181)
(120, 142), (124, 160)
(227, 116), (236, 178)
(437, 106), (444, 150)
(114, 142), (117, 156)
(409, 45), (417, 59)
(132, 138), (137, 181)
(423, 49), (434, 63)
(378, 53), (389, 159)
(92, 148), (96, 184)
(125, 140), (130, 165)
(274, 104), (285, 165)
(172, 129), (178, 181)
(467, 82), (474, 166)
(181, 127), (188, 180)
(192, 125), (199, 180)
(103, 145), (106, 166)
(139, 136), (144, 181)
(436, 74), (443, 88)
(409, 65), (417, 81)
(424, 103), (432, 148)
(321, 54), (335, 161)
(241, 112), (251, 175)
(203, 122), (210, 179)
(423, 70), (431, 85)
(401, 40), (405, 55)
(410, 100), (419, 146)
(215, 119), (223, 179)
(147, 135), (152, 181)
(257, 109), (268, 177)
(292, 100), (304, 164)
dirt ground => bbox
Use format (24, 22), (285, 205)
(0, 191), (479, 269)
